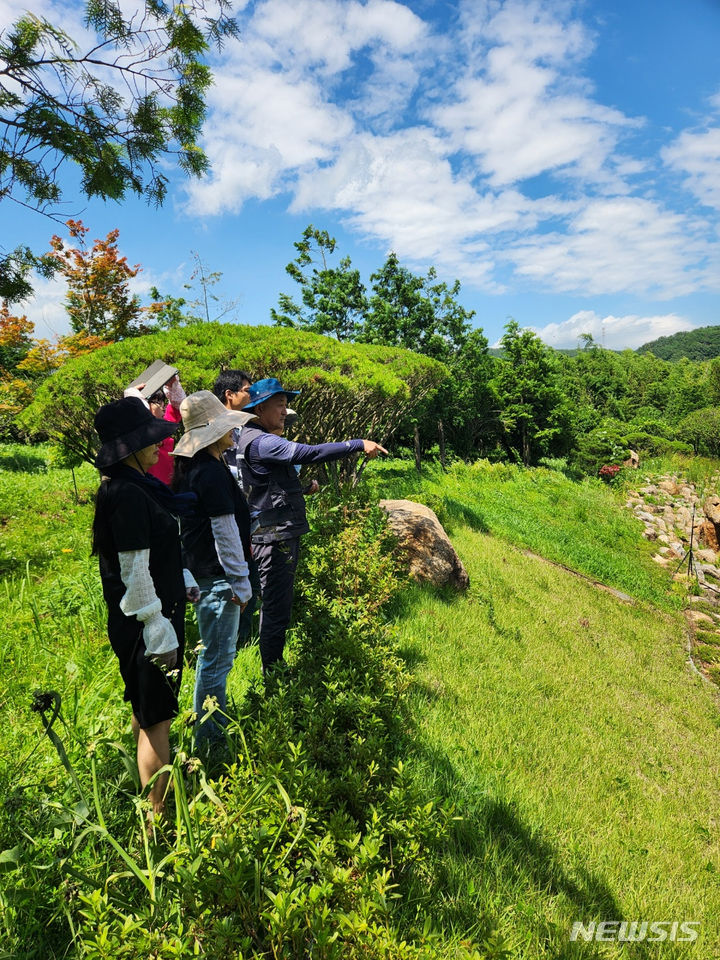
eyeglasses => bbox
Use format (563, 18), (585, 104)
(148, 392), (165, 405)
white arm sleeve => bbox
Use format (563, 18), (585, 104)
(118, 549), (178, 656)
(210, 514), (250, 592)
(164, 376), (186, 408)
(183, 567), (199, 590)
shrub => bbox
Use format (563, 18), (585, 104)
(18, 324), (448, 465)
(572, 422), (629, 476)
(598, 463), (621, 483)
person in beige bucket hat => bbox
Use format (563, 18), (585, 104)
(171, 391), (257, 751)
(172, 389), (256, 458)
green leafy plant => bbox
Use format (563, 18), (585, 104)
(19, 323), (447, 470)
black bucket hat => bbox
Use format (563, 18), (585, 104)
(94, 396), (179, 469)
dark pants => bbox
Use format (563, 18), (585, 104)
(107, 600), (185, 729)
(237, 555), (261, 646)
(253, 538), (300, 670)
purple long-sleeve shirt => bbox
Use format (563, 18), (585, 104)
(245, 434), (364, 475)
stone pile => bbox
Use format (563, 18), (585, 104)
(626, 474), (720, 686)
(625, 476), (720, 591)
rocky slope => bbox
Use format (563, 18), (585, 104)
(626, 475), (720, 686)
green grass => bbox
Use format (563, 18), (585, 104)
(0, 445), (97, 577)
(393, 532), (720, 957)
(3, 448), (720, 957)
(361, 458), (720, 956)
(366, 459), (679, 608)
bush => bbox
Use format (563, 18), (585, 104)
(651, 437), (694, 457)
(18, 324), (448, 465)
(598, 463), (621, 483)
(572, 422), (628, 476)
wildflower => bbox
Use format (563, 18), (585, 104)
(61, 548), (73, 554)
(186, 756), (203, 774)
(202, 695), (219, 713)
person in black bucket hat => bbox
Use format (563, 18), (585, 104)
(95, 395), (178, 469)
(91, 396), (199, 825)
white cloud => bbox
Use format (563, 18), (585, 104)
(186, 66), (354, 214)
(290, 129), (508, 278)
(290, 129), (582, 288)
(663, 126), (720, 212)
(507, 197), (718, 298)
(178, 0), (720, 303)
(528, 310), (696, 351)
(18, 273), (69, 341)
(430, 0), (637, 188)
(248, 0), (425, 75)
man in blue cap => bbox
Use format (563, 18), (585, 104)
(237, 377), (387, 672)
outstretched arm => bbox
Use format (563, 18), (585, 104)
(252, 434), (386, 467)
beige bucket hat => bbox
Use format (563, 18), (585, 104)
(172, 390), (256, 458)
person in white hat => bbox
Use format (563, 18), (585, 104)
(171, 391), (257, 750)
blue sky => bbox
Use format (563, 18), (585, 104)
(4, 0), (720, 350)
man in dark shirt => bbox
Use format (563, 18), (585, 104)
(212, 369), (253, 484)
(237, 377), (387, 672)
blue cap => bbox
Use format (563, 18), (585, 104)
(243, 377), (300, 409)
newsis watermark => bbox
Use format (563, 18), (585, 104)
(570, 920), (700, 943)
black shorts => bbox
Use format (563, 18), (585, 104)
(107, 600), (185, 729)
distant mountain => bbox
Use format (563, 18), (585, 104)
(638, 325), (720, 361)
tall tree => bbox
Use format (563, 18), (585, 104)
(47, 219), (147, 340)
(361, 253), (475, 363)
(0, 0), (238, 302)
(271, 226), (367, 340)
(491, 320), (569, 466)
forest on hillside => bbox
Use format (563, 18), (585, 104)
(637, 324), (720, 361)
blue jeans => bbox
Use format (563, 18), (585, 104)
(194, 577), (240, 747)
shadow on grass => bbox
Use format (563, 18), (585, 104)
(0, 449), (48, 473)
(387, 591), (660, 958)
(393, 731), (657, 959)
(442, 497), (491, 534)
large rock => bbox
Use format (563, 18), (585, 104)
(623, 450), (640, 469)
(379, 499), (470, 590)
(675, 505), (693, 534)
(704, 495), (720, 525)
(699, 520), (720, 552)
(658, 479), (680, 496)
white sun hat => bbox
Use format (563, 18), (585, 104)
(172, 390), (256, 458)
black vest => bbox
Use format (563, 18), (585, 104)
(236, 426), (309, 543)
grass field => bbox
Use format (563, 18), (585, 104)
(1, 446), (719, 957)
(364, 459), (720, 957)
